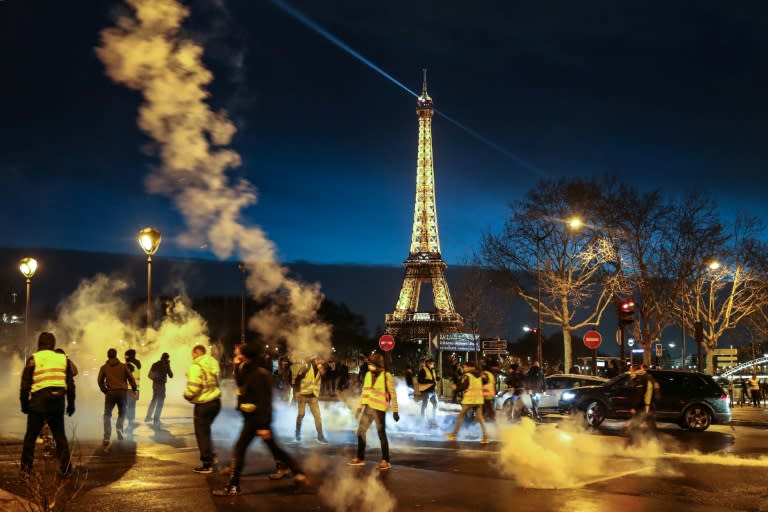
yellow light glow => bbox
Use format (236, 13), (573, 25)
(568, 216), (583, 231)
(137, 227), (162, 256)
(708, 260), (721, 271)
(19, 257), (38, 279)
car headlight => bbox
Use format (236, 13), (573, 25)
(561, 391), (576, 401)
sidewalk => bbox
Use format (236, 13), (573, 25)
(729, 404), (768, 428)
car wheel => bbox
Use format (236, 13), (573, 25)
(584, 401), (605, 428)
(682, 405), (711, 431)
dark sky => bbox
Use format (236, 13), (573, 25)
(1, 0), (767, 265)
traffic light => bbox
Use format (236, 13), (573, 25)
(618, 299), (635, 326)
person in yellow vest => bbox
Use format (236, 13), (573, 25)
(482, 358), (499, 423)
(184, 344), (222, 473)
(20, 332), (77, 476)
(294, 356), (328, 443)
(446, 360), (489, 444)
(124, 349), (141, 433)
(347, 352), (399, 469)
(748, 373), (761, 407)
(417, 358), (440, 423)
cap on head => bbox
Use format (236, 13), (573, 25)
(37, 332), (56, 351)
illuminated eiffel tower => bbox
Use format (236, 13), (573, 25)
(385, 71), (464, 340)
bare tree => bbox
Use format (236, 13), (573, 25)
(483, 177), (622, 371)
(679, 215), (768, 373)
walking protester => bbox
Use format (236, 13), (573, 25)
(748, 373), (761, 407)
(417, 358), (440, 423)
(526, 361), (546, 421)
(739, 379), (749, 406)
(124, 349), (142, 433)
(20, 332), (77, 476)
(97, 348), (137, 449)
(214, 345), (309, 496)
(294, 356), (328, 444)
(447, 360), (489, 444)
(184, 344), (222, 473)
(626, 364), (659, 445)
(482, 358), (500, 423)
(504, 363), (525, 422)
(145, 352), (173, 425)
(450, 355), (464, 404)
(348, 353), (399, 470)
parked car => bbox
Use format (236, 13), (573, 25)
(558, 369), (731, 431)
(495, 373), (608, 416)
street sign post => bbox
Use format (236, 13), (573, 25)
(378, 334), (395, 352)
(583, 330), (602, 350)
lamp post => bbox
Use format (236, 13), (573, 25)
(19, 257), (38, 358)
(138, 227), (162, 329)
(238, 262), (247, 344)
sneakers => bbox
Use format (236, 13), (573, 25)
(347, 458), (365, 466)
(116, 431), (124, 441)
(293, 473), (310, 488)
(377, 460), (391, 470)
(194, 464), (214, 474)
(102, 439), (111, 449)
(446, 433), (457, 441)
(269, 467), (292, 480)
(316, 437), (329, 445)
(480, 438), (490, 445)
(212, 484), (241, 496)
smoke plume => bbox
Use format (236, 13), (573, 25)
(96, 0), (331, 359)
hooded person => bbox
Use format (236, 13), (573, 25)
(347, 352), (399, 470)
(184, 344), (222, 473)
(97, 347), (137, 448)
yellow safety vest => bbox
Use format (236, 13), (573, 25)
(130, 363), (140, 391)
(749, 377), (760, 391)
(361, 371), (390, 412)
(482, 370), (496, 399)
(31, 350), (67, 393)
(418, 366), (436, 392)
(462, 373), (484, 405)
(299, 365), (321, 397)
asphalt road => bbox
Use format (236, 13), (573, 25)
(2, 400), (767, 512)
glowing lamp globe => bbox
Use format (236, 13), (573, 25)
(19, 257), (38, 279)
(138, 227), (162, 256)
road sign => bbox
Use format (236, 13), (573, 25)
(655, 343), (663, 358)
(378, 334), (395, 352)
(714, 347), (737, 356)
(482, 340), (507, 350)
(482, 349), (508, 355)
(583, 330), (602, 350)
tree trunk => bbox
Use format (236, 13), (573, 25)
(705, 347), (714, 375)
(563, 327), (573, 372)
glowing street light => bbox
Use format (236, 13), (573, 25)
(567, 216), (583, 231)
(137, 227), (161, 328)
(19, 257), (38, 357)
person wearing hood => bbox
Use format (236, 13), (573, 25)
(446, 360), (489, 444)
(97, 348), (137, 449)
(145, 352), (173, 425)
(124, 349), (142, 433)
(184, 344), (222, 474)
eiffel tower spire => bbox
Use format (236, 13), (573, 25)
(385, 72), (463, 339)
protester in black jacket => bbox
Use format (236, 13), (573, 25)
(214, 345), (309, 496)
(145, 352), (173, 425)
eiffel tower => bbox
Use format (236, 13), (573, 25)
(385, 71), (464, 341)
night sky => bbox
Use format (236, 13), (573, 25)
(1, 0), (767, 266)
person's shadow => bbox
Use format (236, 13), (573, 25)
(149, 424), (186, 449)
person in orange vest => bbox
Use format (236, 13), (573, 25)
(20, 332), (77, 476)
(294, 356), (328, 443)
(446, 360), (489, 444)
(347, 352), (399, 470)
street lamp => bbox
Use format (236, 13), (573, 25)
(137, 227), (161, 328)
(238, 262), (247, 343)
(19, 257), (38, 357)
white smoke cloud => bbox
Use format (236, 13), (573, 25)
(96, 0), (332, 360)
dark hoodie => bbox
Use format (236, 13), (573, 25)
(98, 357), (137, 393)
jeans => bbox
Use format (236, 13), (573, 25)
(229, 414), (302, 486)
(145, 382), (166, 423)
(103, 389), (127, 441)
(356, 406), (389, 462)
(420, 389), (438, 418)
(193, 399), (221, 464)
(125, 389), (138, 426)
(296, 394), (324, 439)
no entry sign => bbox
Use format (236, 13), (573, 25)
(378, 334), (396, 352)
(583, 330), (602, 350)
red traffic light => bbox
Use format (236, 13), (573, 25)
(619, 299), (635, 313)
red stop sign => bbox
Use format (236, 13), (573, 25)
(583, 330), (602, 350)
(378, 334), (395, 352)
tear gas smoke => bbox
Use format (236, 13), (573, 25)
(96, 0), (332, 360)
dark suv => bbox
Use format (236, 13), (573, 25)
(558, 369), (731, 432)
